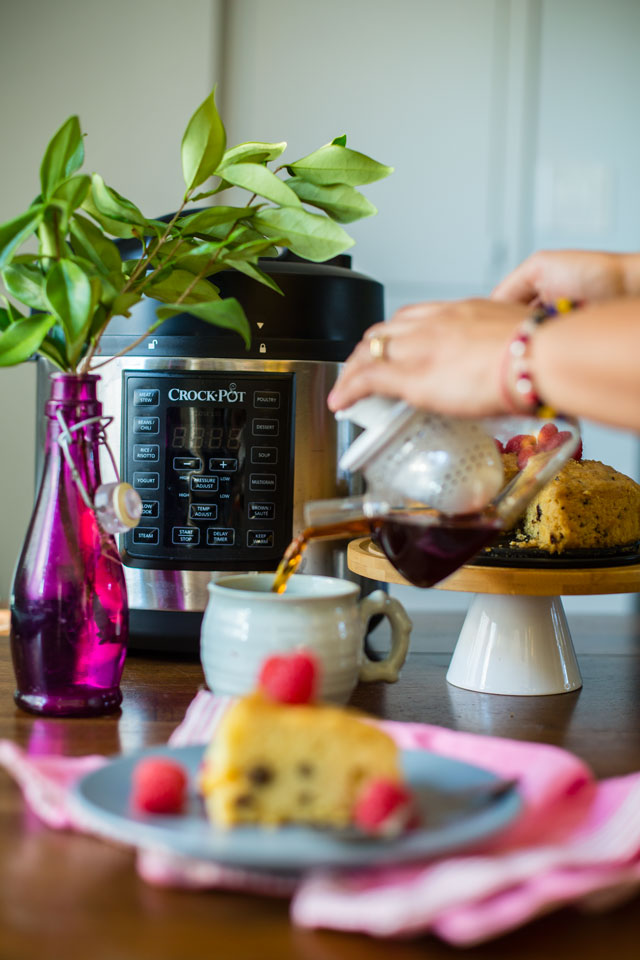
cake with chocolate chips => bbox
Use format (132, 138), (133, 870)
(199, 652), (409, 831)
(497, 431), (640, 555)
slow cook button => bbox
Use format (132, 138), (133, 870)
(250, 446), (278, 465)
(248, 501), (275, 520)
(133, 472), (159, 490)
(133, 388), (159, 406)
(132, 527), (159, 545)
(172, 526), (200, 546)
(134, 444), (159, 462)
(133, 416), (159, 434)
(189, 503), (218, 521)
(247, 529), (274, 548)
(140, 500), (159, 518)
(253, 390), (280, 410)
(207, 528), (235, 546)
(249, 473), (277, 491)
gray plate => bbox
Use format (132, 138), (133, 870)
(73, 744), (522, 872)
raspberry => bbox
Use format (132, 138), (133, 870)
(517, 445), (538, 470)
(572, 439), (583, 461)
(505, 433), (536, 455)
(537, 423), (559, 447)
(493, 437), (505, 454)
(131, 756), (188, 814)
(353, 778), (416, 836)
(258, 651), (318, 704)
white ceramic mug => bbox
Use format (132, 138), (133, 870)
(200, 573), (412, 703)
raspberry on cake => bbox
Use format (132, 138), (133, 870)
(199, 651), (408, 831)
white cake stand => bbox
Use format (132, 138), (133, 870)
(347, 537), (640, 696)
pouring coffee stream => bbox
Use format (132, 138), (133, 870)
(271, 398), (582, 594)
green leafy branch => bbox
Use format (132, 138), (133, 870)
(0, 89), (392, 373)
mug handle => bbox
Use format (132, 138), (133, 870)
(357, 590), (412, 683)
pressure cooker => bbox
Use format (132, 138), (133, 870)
(35, 249), (386, 652)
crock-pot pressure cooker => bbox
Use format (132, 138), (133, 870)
(36, 249), (385, 652)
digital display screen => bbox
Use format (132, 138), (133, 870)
(166, 407), (247, 454)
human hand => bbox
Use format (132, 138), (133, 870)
(491, 249), (628, 304)
(327, 298), (529, 417)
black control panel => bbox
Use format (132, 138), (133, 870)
(122, 371), (295, 568)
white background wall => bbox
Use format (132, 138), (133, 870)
(1, 0), (638, 617)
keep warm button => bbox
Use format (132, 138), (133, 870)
(247, 529), (274, 548)
(251, 446), (278, 464)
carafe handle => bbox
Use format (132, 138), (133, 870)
(357, 590), (412, 683)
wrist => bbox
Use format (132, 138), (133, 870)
(620, 253), (640, 296)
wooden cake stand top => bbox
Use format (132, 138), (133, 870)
(347, 537), (640, 596)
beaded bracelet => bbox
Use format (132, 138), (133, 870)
(500, 298), (580, 417)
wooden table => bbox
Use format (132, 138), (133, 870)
(1, 610), (640, 960)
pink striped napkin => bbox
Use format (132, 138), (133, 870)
(2, 690), (640, 945)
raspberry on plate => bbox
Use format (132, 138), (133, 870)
(353, 777), (416, 836)
(131, 756), (188, 814)
(258, 651), (318, 704)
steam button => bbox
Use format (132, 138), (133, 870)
(132, 527), (159, 545)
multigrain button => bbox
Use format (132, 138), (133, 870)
(133, 389), (159, 406)
(253, 390), (280, 410)
(133, 472), (159, 490)
(133, 416), (159, 434)
(172, 526), (200, 546)
(133, 527), (159, 545)
(252, 418), (279, 437)
(133, 444), (159, 462)
(247, 529), (274, 548)
(251, 446), (278, 465)
(249, 473), (276, 492)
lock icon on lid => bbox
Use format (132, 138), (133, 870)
(259, 343), (267, 354)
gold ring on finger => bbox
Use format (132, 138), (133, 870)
(369, 333), (390, 361)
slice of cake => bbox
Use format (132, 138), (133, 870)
(495, 427), (640, 555)
(199, 652), (409, 831)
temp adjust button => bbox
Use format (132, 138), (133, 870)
(189, 503), (218, 521)
(132, 527), (159, 545)
(249, 473), (276, 492)
(172, 527), (200, 546)
(134, 444), (159, 462)
(133, 388), (159, 406)
(207, 528), (235, 546)
(247, 529), (274, 548)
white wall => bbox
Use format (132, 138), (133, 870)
(1, 0), (638, 616)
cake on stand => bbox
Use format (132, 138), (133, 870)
(348, 537), (640, 696)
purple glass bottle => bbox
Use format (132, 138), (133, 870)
(10, 374), (128, 716)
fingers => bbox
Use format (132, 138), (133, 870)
(491, 261), (538, 303)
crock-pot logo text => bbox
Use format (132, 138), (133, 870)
(167, 383), (246, 403)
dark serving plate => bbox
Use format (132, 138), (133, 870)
(472, 541), (640, 570)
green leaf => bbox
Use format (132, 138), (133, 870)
(145, 269), (221, 305)
(0, 207), (43, 269)
(156, 297), (250, 348)
(69, 213), (124, 274)
(221, 255), (283, 295)
(220, 162), (301, 208)
(0, 313), (56, 366)
(178, 206), (251, 235)
(288, 143), (393, 186)
(88, 174), (146, 227)
(331, 134), (347, 147)
(252, 206), (354, 262)
(40, 116), (84, 199)
(181, 88), (226, 192)
(111, 291), (141, 316)
(45, 259), (94, 362)
(38, 324), (71, 371)
(286, 177), (377, 223)
(51, 174), (91, 211)
(219, 141), (287, 167)
(2, 262), (47, 310)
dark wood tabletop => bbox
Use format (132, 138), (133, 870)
(1, 609), (640, 960)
